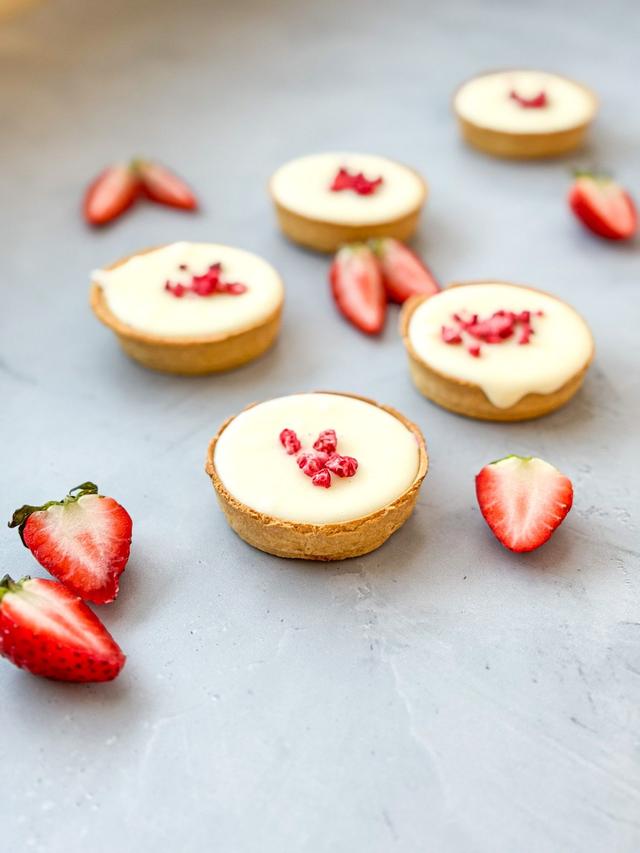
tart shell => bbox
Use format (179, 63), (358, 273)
(453, 71), (598, 160)
(269, 168), (427, 253)
(400, 282), (595, 422)
(205, 392), (429, 560)
(90, 247), (284, 375)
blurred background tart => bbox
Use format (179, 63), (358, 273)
(91, 241), (284, 375)
(206, 391), (428, 560)
(401, 280), (594, 420)
(453, 69), (597, 158)
(269, 152), (427, 252)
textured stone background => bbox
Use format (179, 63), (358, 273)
(1, 0), (638, 850)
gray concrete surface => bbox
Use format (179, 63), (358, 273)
(1, 0), (639, 850)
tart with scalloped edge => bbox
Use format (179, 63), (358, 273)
(269, 152), (427, 252)
(401, 280), (594, 421)
(205, 391), (428, 560)
(90, 241), (284, 375)
(453, 69), (598, 159)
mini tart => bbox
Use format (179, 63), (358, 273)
(401, 281), (594, 422)
(90, 242), (284, 375)
(205, 392), (428, 560)
(453, 70), (597, 159)
(269, 152), (427, 252)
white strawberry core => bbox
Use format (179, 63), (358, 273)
(455, 70), (596, 134)
(92, 242), (284, 338)
(408, 282), (593, 408)
(214, 393), (421, 524)
(270, 153), (425, 225)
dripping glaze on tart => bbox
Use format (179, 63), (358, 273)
(401, 281), (594, 421)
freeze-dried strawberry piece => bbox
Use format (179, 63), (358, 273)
(325, 455), (358, 478)
(280, 429), (301, 455)
(313, 429), (338, 455)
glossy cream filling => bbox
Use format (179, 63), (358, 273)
(408, 283), (593, 408)
(93, 242), (284, 338)
(214, 393), (421, 524)
(270, 153), (425, 225)
(455, 71), (595, 133)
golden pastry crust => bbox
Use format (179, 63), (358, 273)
(269, 166), (427, 253)
(90, 247), (284, 375)
(205, 392), (429, 560)
(453, 71), (598, 160)
(400, 281), (595, 422)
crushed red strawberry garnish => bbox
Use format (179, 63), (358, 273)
(325, 454), (359, 478)
(165, 262), (247, 298)
(509, 90), (548, 108)
(311, 469), (332, 489)
(297, 452), (330, 477)
(441, 326), (463, 344)
(280, 429), (358, 488)
(313, 429), (338, 455)
(441, 309), (544, 357)
(330, 167), (383, 196)
(279, 429), (301, 455)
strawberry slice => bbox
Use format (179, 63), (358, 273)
(329, 244), (386, 335)
(9, 482), (132, 605)
(0, 576), (125, 682)
(135, 159), (198, 210)
(568, 173), (637, 241)
(370, 238), (440, 304)
(83, 163), (141, 226)
(475, 455), (573, 553)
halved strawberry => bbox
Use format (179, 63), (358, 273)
(135, 159), (198, 210)
(9, 482), (132, 605)
(370, 238), (440, 304)
(568, 173), (637, 241)
(475, 455), (573, 553)
(0, 576), (125, 682)
(83, 163), (141, 226)
(329, 244), (386, 335)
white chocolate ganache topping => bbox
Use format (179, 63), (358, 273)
(454, 70), (596, 134)
(92, 242), (283, 338)
(270, 153), (425, 225)
(214, 393), (421, 524)
(408, 282), (593, 408)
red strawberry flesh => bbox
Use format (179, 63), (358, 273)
(509, 90), (548, 108)
(330, 168), (383, 195)
(83, 164), (140, 226)
(569, 175), (637, 241)
(475, 455), (573, 552)
(329, 244), (386, 335)
(0, 576), (125, 682)
(371, 238), (440, 304)
(9, 483), (132, 605)
(136, 159), (198, 210)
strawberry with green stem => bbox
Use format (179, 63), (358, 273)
(9, 482), (132, 605)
